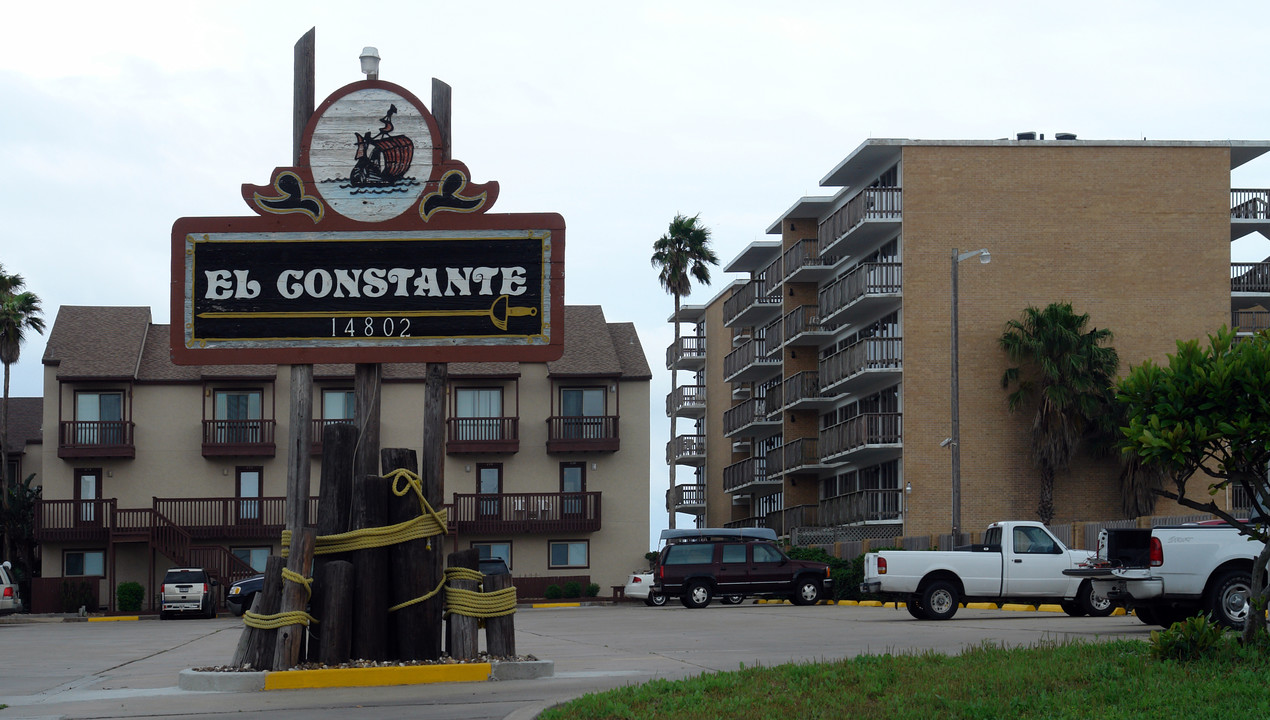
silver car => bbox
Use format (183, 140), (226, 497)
(0, 561), (21, 615)
(160, 567), (218, 619)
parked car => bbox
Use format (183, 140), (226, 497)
(627, 570), (743, 606)
(653, 528), (831, 608)
(860, 520), (1113, 620)
(160, 567), (218, 619)
(226, 574), (263, 616)
(479, 558), (510, 576)
(1064, 520), (1264, 629)
(0, 561), (21, 615)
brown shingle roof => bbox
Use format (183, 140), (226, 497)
(607, 322), (653, 381)
(2, 397), (42, 454)
(547, 306), (620, 377)
(43, 306), (151, 379)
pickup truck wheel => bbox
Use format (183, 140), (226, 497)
(681, 580), (712, 609)
(1059, 601), (1084, 617)
(791, 578), (822, 606)
(906, 595), (929, 619)
(644, 592), (667, 607)
(1134, 605), (1159, 625)
(920, 581), (960, 620)
(1078, 581), (1115, 617)
(720, 594), (745, 605)
(1206, 570), (1252, 629)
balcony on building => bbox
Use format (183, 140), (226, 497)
(445, 416), (520, 454)
(666, 434), (707, 466)
(448, 491), (601, 534)
(817, 186), (903, 260)
(783, 305), (836, 350)
(767, 504), (820, 537)
(201, 419), (277, 457)
(820, 336), (903, 398)
(723, 456), (781, 495)
(666, 384), (706, 419)
(783, 238), (839, 285)
(58, 420), (136, 459)
(722, 244), (783, 329)
(723, 335), (781, 383)
(1233, 307), (1270, 335)
(818, 489), (903, 526)
(1231, 189), (1270, 240)
(819, 262), (902, 329)
(670, 483), (706, 515)
(723, 516), (768, 529)
(767, 437), (824, 477)
(666, 335), (708, 371)
(546, 415), (619, 453)
(34, 496), (319, 544)
(772, 371), (837, 414)
(819, 413), (903, 467)
(723, 397), (781, 439)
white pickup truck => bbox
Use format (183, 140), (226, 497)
(859, 520), (1112, 620)
(1063, 521), (1262, 629)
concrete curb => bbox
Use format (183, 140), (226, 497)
(177, 659), (553, 692)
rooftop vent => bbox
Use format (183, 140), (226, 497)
(1055, 132), (1077, 140)
(1017, 131), (1037, 140)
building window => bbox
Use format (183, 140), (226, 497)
(65, 550), (105, 576)
(322, 389), (355, 420)
(237, 467), (262, 521)
(455, 387), (503, 440)
(561, 462), (585, 517)
(74, 391), (124, 444)
(472, 542), (512, 568)
(74, 468), (102, 523)
(213, 389), (264, 443)
(560, 387), (606, 438)
(233, 547), (269, 572)
(548, 540), (588, 569)
(477, 464), (502, 518)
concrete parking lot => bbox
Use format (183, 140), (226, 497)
(0, 603), (1153, 720)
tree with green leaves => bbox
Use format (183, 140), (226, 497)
(2, 472), (40, 602)
(651, 214), (718, 529)
(999, 302), (1119, 524)
(0, 265), (45, 563)
(1117, 326), (1270, 642)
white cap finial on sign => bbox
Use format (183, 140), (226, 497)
(360, 47), (381, 79)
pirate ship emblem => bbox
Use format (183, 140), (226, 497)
(350, 104), (416, 188)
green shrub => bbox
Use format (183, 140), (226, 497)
(544, 584), (563, 600)
(562, 581), (582, 598)
(585, 582), (601, 598)
(60, 579), (99, 614)
(786, 545), (901, 602)
(116, 581), (145, 612)
(1150, 614), (1228, 661)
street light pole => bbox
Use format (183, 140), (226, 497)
(950, 247), (990, 539)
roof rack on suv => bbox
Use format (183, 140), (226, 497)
(658, 527), (778, 543)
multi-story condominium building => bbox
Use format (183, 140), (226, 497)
(33, 304), (650, 611)
(668, 135), (1270, 543)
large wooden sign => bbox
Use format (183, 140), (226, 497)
(171, 80), (564, 365)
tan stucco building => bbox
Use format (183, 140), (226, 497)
(33, 304), (650, 611)
(668, 136), (1270, 543)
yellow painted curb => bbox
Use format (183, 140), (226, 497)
(1037, 604), (1065, 613)
(965, 602), (998, 610)
(1112, 607), (1127, 616)
(264, 663), (492, 690)
(858, 600), (884, 607)
(836, 600), (860, 606)
(1001, 603), (1037, 612)
(531, 602), (581, 609)
(88, 616), (139, 622)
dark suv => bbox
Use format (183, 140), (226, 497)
(653, 531), (832, 609)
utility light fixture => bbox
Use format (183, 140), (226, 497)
(360, 47), (381, 79)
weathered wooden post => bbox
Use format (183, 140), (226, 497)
(351, 474), (390, 660)
(383, 448), (440, 660)
(318, 559), (354, 666)
(310, 422), (358, 662)
(446, 547), (481, 660)
(232, 554), (285, 669)
(273, 527), (316, 669)
(484, 571), (516, 657)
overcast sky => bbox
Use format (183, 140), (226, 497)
(4, 1), (1270, 547)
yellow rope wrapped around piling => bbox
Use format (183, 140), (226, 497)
(241, 568), (318, 629)
(445, 585), (518, 619)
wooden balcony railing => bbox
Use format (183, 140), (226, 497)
(783, 238), (835, 281)
(723, 456), (773, 494)
(783, 305), (831, 344)
(666, 385), (706, 417)
(762, 316), (783, 357)
(449, 491), (601, 534)
(671, 483), (706, 510)
(445, 417), (520, 454)
(1231, 189), (1270, 220)
(1232, 262), (1270, 293)
(782, 371), (822, 408)
(666, 434), (707, 465)
(723, 397), (769, 437)
(818, 187), (902, 256)
(819, 262), (902, 322)
(723, 516), (767, 529)
(768, 437), (820, 477)
(722, 256), (783, 327)
(819, 489), (903, 525)
(820, 413), (903, 461)
(58, 421), (135, 459)
(202, 419), (276, 457)
(820, 336), (902, 390)
(35, 496), (319, 544)
(546, 416), (619, 453)
(723, 336), (778, 381)
(1234, 309), (1270, 333)
(666, 335), (708, 369)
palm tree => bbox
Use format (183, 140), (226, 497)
(999, 302), (1118, 524)
(0, 266), (45, 562)
(651, 214), (718, 529)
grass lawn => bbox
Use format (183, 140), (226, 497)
(539, 639), (1270, 720)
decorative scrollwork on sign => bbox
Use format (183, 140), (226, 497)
(420, 169), (487, 221)
(253, 171), (325, 223)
